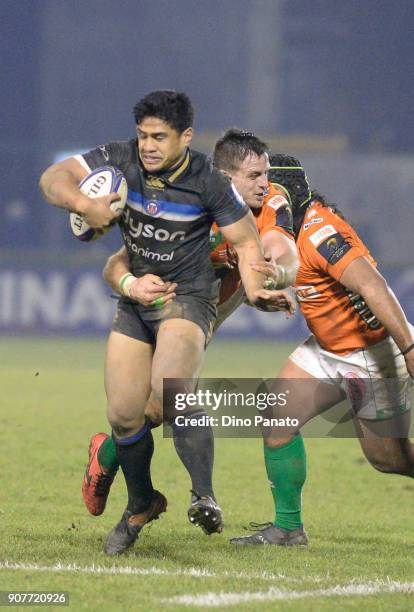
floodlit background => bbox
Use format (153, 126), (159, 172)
(2, 4), (414, 607)
(1, 0), (413, 337)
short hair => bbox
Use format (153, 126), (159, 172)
(213, 128), (268, 172)
(133, 90), (194, 133)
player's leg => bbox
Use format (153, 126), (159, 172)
(231, 355), (345, 546)
(144, 391), (164, 426)
(82, 325), (152, 517)
(151, 317), (223, 533)
(346, 335), (414, 476)
(355, 413), (414, 475)
(104, 330), (167, 554)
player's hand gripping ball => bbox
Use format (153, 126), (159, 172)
(69, 166), (128, 242)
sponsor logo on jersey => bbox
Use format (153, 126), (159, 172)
(295, 285), (322, 301)
(266, 195), (289, 211)
(345, 289), (381, 329)
(123, 234), (175, 261)
(307, 208), (318, 219)
(123, 209), (186, 242)
(145, 176), (165, 190)
(145, 200), (160, 216)
(309, 224), (336, 246)
(303, 217), (323, 230)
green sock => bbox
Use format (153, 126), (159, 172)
(97, 436), (119, 472)
(264, 434), (306, 531)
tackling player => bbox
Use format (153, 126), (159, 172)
(230, 154), (414, 546)
(39, 92), (291, 555)
(85, 130), (299, 523)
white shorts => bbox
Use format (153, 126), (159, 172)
(289, 332), (413, 420)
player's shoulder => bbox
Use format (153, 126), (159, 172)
(99, 139), (137, 163)
(81, 138), (137, 170)
(186, 149), (229, 188)
(299, 201), (358, 267)
(263, 182), (290, 212)
(301, 201), (347, 237)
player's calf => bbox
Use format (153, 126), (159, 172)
(363, 438), (414, 476)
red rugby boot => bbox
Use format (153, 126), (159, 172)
(82, 433), (118, 516)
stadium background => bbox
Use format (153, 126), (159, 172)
(1, 0), (413, 338)
(2, 2), (414, 609)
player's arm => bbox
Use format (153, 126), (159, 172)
(103, 247), (177, 307)
(219, 213), (295, 312)
(251, 230), (299, 288)
(340, 256), (414, 376)
(39, 158), (120, 228)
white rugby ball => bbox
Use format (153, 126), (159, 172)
(69, 166), (128, 242)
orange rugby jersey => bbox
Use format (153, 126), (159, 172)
(295, 201), (387, 354)
(210, 183), (294, 304)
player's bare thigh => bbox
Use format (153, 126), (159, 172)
(264, 358), (345, 447)
(105, 331), (154, 435)
(150, 318), (206, 420)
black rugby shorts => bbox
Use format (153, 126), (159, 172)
(111, 296), (217, 347)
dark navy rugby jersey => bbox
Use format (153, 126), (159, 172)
(75, 139), (248, 301)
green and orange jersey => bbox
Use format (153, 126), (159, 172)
(294, 201), (387, 354)
(209, 183), (295, 304)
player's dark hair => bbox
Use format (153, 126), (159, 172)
(133, 90), (194, 133)
(310, 191), (345, 220)
(213, 129), (268, 172)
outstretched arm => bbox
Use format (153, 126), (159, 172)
(219, 213), (295, 313)
(251, 230), (299, 288)
(340, 256), (414, 376)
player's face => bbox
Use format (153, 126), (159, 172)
(137, 117), (193, 172)
(228, 153), (270, 209)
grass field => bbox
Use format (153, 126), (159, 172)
(1, 338), (414, 610)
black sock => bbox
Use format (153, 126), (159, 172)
(113, 422), (154, 515)
(171, 411), (215, 499)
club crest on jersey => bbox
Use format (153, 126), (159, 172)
(144, 200), (160, 216)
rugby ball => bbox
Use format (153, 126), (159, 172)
(69, 166), (128, 242)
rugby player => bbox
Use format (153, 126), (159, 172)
(230, 154), (414, 546)
(86, 130), (299, 523)
(39, 91), (291, 555)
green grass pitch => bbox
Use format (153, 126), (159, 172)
(1, 338), (414, 610)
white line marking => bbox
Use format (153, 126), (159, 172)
(164, 581), (414, 607)
(0, 561), (319, 583)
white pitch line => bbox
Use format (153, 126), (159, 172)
(0, 560), (320, 583)
(164, 580), (414, 607)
